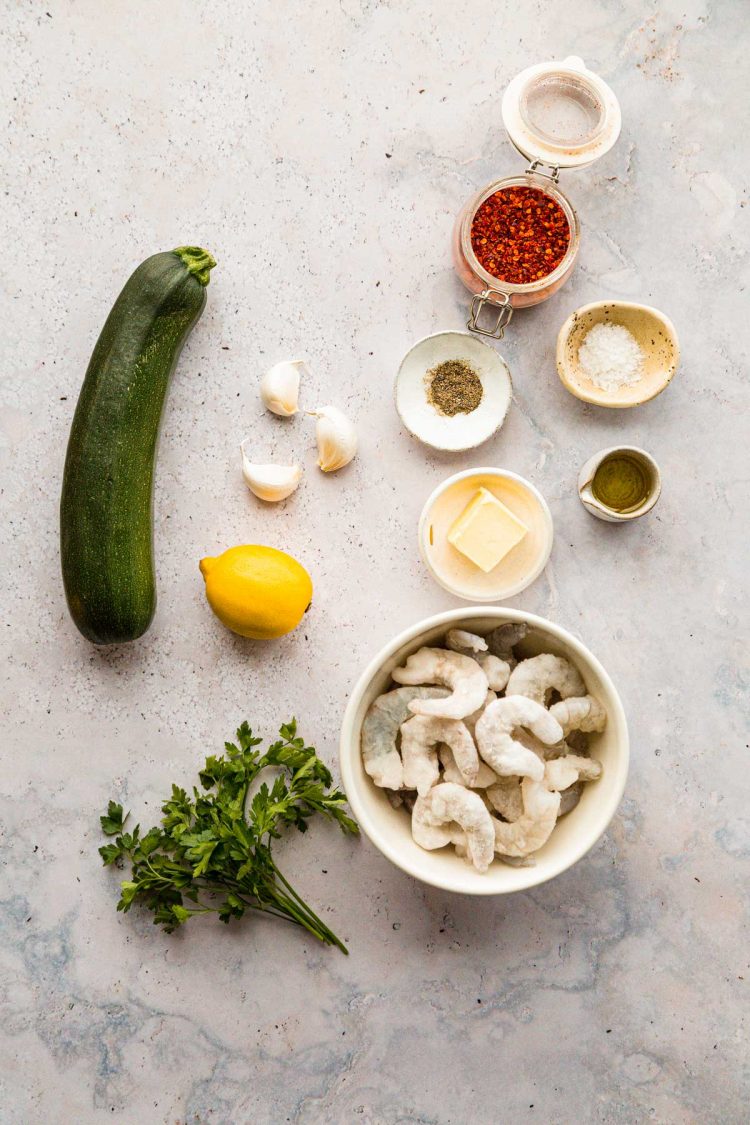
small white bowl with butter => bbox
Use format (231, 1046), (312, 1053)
(419, 468), (553, 601)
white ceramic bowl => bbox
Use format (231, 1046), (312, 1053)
(418, 468), (553, 601)
(556, 300), (679, 408)
(395, 330), (512, 451)
(340, 607), (629, 895)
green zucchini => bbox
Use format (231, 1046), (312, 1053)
(61, 246), (216, 644)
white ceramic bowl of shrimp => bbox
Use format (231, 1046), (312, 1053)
(340, 608), (629, 895)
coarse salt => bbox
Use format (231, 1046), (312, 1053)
(578, 322), (644, 392)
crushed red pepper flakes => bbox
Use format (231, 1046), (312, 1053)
(470, 186), (570, 285)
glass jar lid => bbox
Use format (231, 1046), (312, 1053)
(502, 56), (621, 170)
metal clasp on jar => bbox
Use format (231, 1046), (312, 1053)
(467, 289), (514, 339)
(525, 160), (560, 183)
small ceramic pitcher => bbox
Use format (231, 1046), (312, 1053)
(578, 445), (661, 522)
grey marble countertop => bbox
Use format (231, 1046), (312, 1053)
(2, 2), (747, 1123)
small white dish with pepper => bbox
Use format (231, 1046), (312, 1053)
(394, 330), (512, 452)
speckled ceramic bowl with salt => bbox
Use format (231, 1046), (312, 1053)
(556, 300), (679, 408)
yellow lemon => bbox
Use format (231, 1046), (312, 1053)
(199, 545), (313, 639)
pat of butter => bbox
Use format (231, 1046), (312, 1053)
(447, 487), (528, 572)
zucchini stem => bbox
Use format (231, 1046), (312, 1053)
(174, 245), (216, 285)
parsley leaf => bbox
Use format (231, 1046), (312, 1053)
(100, 800), (127, 836)
(99, 721), (358, 951)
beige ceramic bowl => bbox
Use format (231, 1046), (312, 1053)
(556, 301), (679, 408)
(340, 608), (629, 895)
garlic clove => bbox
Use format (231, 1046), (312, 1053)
(309, 405), (358, 473)
(240, 444), (302, 502)
(260, 359), (307, 417)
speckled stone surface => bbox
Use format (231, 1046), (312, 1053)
(2, 2), (748, 1122)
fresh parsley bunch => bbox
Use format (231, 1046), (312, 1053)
(99, 720), (358, 952)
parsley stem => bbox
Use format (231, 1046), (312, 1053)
(224, 892), (304, 928)
(271, 862), (348, 954)
(272, 893), (331, 943)
(206, 874), (338, 944)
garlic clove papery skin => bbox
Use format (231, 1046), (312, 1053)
(240, 446), (302, 502)
(260, 359), (306, 417)
(309, 405), (358, 472)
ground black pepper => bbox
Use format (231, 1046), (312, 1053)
(426, 359), (483, 416)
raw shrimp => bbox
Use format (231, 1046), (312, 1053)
(515, 727), (566, 763)
(464, 689), (496, 739)
(506, 653), (586, 706)
(486, 622), (528, 666)
(492, 778), (561, 858)
(392, 648), (489, 721)
(549, 695), (607, 736)
(496, 853), (536, 868)
(477, 654), (511, 691)
(557, 782), (583, 817)
(412, 783), (495, 873)
(361, 686), (448, 788)
(445, 630), (510, 690)
(401, 790), (417, 814)
(412, 817), (465, 850)
(445, 628), (487, 654)
(545, 754), (603, 792)
(565, 729), (590, 755)
(485, 776), (524, 822)
(475, 696), (564, 782)
(364, 635), (606, 873)
(400, 714), (479, 795)
(439, 744), (498, 788)
(454, 833), (535, 867)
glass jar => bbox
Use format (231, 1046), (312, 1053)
(455, 57), (621, 339)
(453, 172), (581, 326)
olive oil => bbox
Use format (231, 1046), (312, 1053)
(591, 452), (653, 513)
